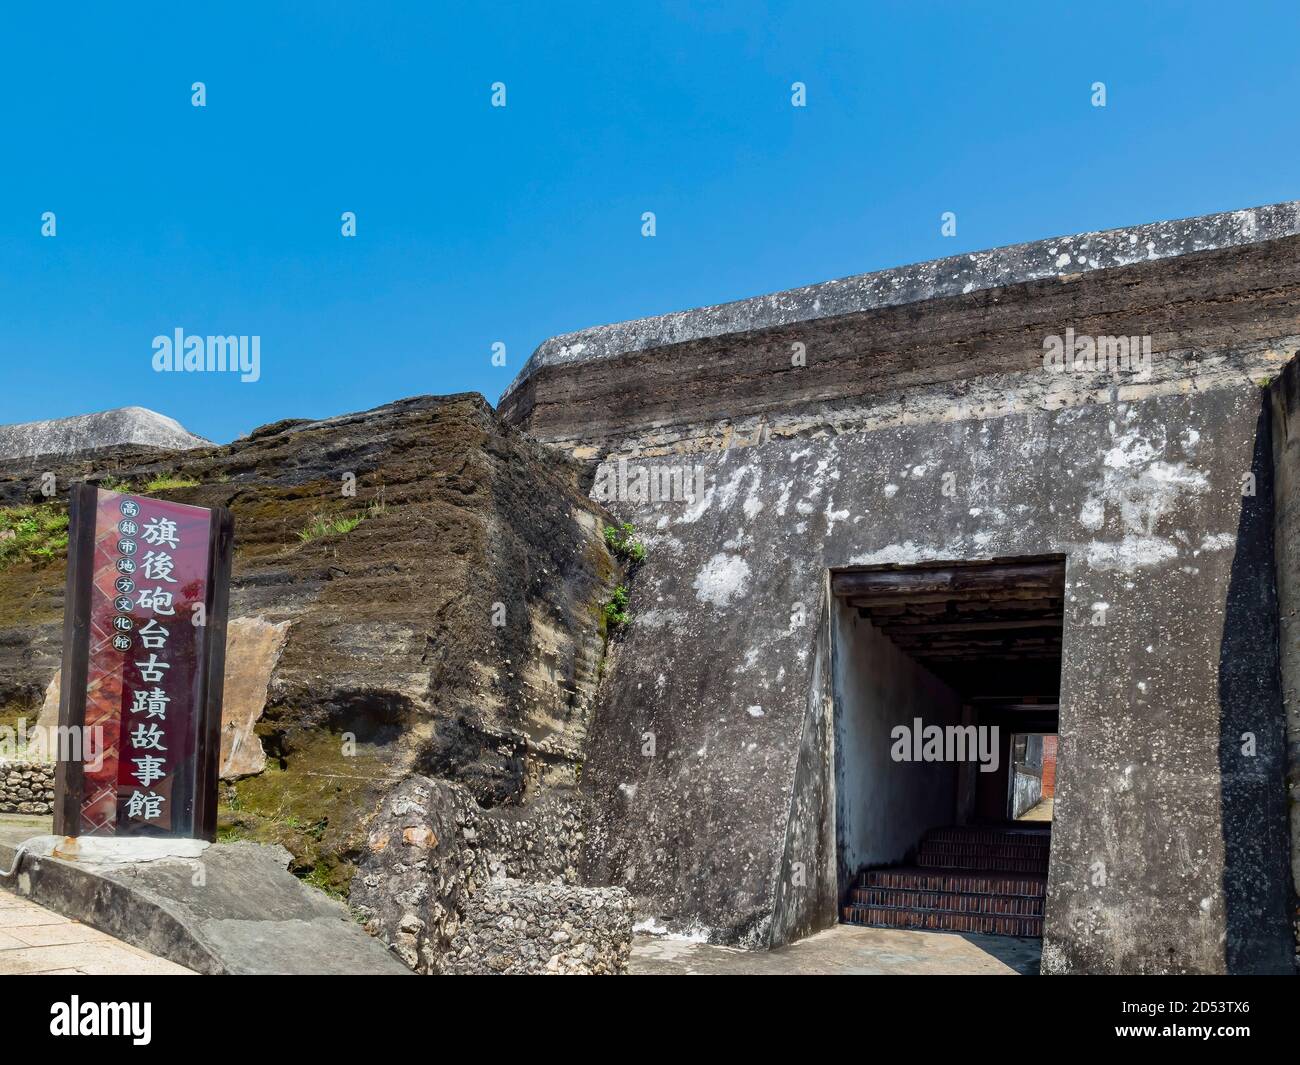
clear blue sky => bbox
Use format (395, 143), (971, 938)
(2, 2), (1297, 444)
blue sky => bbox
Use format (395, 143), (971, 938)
(2, 2), (1297, 443)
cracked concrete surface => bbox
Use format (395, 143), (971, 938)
(629, 926), (1041, 975)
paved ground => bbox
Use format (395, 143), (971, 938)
(1017, 798), (1055, 822)
(0, 812), (53, 848)
(630, 923), (1042, 975)
(1, 812), (192, 974)
(0, 890), (193, 975)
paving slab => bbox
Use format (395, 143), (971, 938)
(0, 891), (192, 975)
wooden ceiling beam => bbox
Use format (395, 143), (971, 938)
(878, 618), (1062, 636)
(832, 561), (1064, 601)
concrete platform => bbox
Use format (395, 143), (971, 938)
(629, 924), (1042, 975)
(0, 814), (408, 975)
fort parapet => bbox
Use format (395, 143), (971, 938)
(503, 202), (1300, 974)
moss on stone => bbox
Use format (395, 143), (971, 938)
(217, 724), (398, 896)
(0, 504), (69, 572)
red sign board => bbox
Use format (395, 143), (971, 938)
(56, 486), (233, 840)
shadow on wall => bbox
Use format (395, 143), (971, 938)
(1217, 398), (1295, 974)
(831, 600), (963, 902)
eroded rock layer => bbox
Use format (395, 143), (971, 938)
(0, 394), (619, 921)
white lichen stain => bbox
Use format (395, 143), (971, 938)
(637, 607), (689, 630)
(717, 465), (759, 512)
(848, 541), (933, 567)
(824, 501), (850, 535)
(775, 480), (792, 517)
(1080, 497), (1105, 531)
(692, 553), (751, 608)
(1086, 540), (1180, 574)
(1080, 424), (1210, 570)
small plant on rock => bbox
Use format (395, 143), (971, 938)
(603, 522), (646, 565)
(603, 585), (631, 631)
(298, 512), (365, 544)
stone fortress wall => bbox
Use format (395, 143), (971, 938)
(502, 202), (1300, 974)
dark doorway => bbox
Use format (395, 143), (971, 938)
(831, 556), (1064, 940)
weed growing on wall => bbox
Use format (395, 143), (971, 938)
(603, 585), (631, 631)
(603, 522), (646, 565)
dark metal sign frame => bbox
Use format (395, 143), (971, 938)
(54, 483), (233, 841)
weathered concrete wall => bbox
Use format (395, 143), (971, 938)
(831, 599), (962, 897)
(1268, 358), (1300, 964)
(767, 585), (837, 946)
(576, 383), (1295, 972)
(503, 203), (1300, 463)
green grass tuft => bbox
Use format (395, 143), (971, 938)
(0, 505), (70, 571)
(298, 512), (365, 543)
(144, 474), (201, 492)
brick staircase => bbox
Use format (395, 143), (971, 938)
(842, 825), (1049, 937)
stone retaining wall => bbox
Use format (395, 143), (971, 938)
(351, 774), (633, 974)
(0, 760), (55, 814)
(444, 879), (632, 975)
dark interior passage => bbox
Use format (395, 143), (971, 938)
(1009, 732), (1056, 822)
(831, 557), (1064, 938)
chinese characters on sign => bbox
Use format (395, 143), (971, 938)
(116, 500), (186, 831)
(55, 486), (233, 840)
